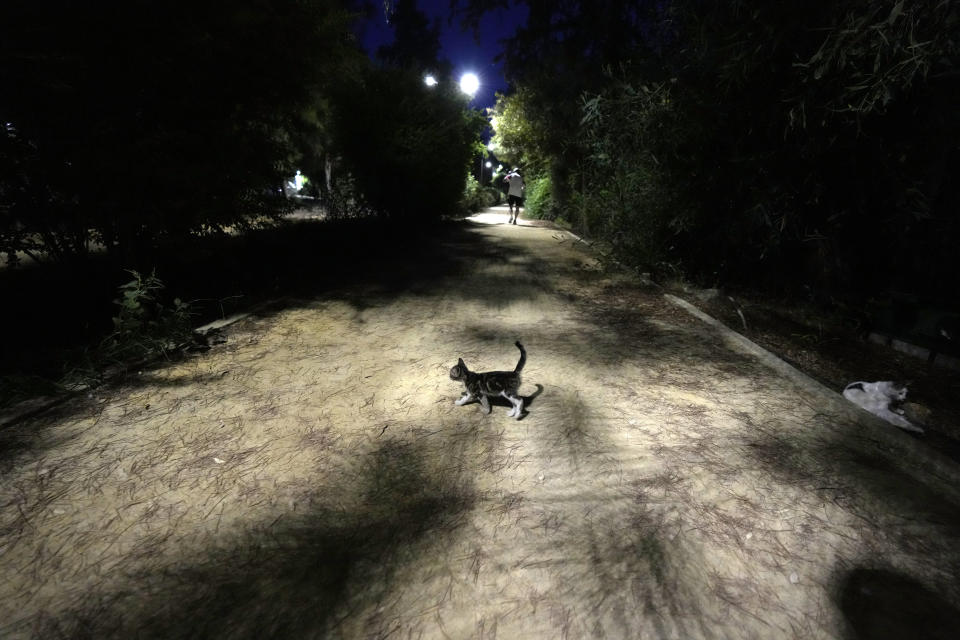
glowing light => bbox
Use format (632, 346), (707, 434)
(459, 72), (479, 97)
(424, 74), (438, 87)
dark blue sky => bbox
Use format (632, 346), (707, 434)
(356, 0), (529, 111)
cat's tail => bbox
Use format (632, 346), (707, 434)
(514, 341), (526, 372)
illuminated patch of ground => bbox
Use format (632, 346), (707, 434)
(2, 213), (959, 639)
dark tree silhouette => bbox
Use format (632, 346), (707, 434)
(466, 0), (960, 305)
(376, 0), (444, 72)
(0, 0), (360, 266)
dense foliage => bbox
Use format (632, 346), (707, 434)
(0, 0), (482, 265)
(480, 0), (959, 303)
(327, 0), (484, 222)
(4, 0), (957, 307)
(0, 0), (364, 266)
(330, 67), (485, 222)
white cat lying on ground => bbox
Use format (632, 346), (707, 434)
(842, 381), (924, 433)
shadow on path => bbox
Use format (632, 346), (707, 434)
(835, 567), (960, 640)
(26, 435), (475, 639)
(0, 218), (542, 427)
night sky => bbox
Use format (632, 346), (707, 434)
(356, 0), (529, 111)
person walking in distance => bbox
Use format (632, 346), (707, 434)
(505, 168), (524, 225)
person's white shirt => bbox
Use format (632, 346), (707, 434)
(506, 172), (524, 196)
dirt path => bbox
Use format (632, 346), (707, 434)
(3, 209), (960, 639)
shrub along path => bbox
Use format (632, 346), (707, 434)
(2, 211), (960, 639)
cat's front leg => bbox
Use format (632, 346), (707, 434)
(479, 395), (491, 414)
(886, 411), (923, 432)
(455, 392), (474, 406)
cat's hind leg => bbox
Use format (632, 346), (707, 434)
(513, 395), (524, 419)
(501, 391), (515, 417)
(502, 392), (524, 419)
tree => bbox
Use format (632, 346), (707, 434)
(472, 0), (960, 301)
(376, 0), (444, 72)
(331, 66), (485, 221)
(324, 0), (483, 222)
(651, 0), (960, 294)
(0, 0), (362, 266)
(466, 1), (665, 215)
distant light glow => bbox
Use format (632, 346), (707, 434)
(459, 72), (479, 97)
(485, 161), (492, 168)
(424, 74), (438, 87)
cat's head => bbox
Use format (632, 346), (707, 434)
(882, 381), (909, 402)
(449, 358), (468, 381)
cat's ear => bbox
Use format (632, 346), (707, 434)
(457, 358), (466, 367)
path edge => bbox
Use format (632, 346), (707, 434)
(664, 292), (960, 500)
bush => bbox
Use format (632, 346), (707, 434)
(523, 176), (555, 220)
(320, 176), (373, 221)
(101, 270), (193, 365)
(481, 187), (502, 207)
(461, 175), (485, 213)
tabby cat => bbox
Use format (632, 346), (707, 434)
(842, 380), (923, 433)
(449, 341), (526, 419)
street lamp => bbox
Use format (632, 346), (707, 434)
(480, 160), (492, 185)
(424, 74), (438, 87)
(459, 72), (479, 97)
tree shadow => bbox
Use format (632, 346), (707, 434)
(742, 421), (960, 536)
(27, 435), (476, 639)
(0, 217), (544, 424)
(0, 366), (243, 469)
(0, 395), (101, 468)
(507, 384), (708, 638)
(835, 567), (960, 640)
